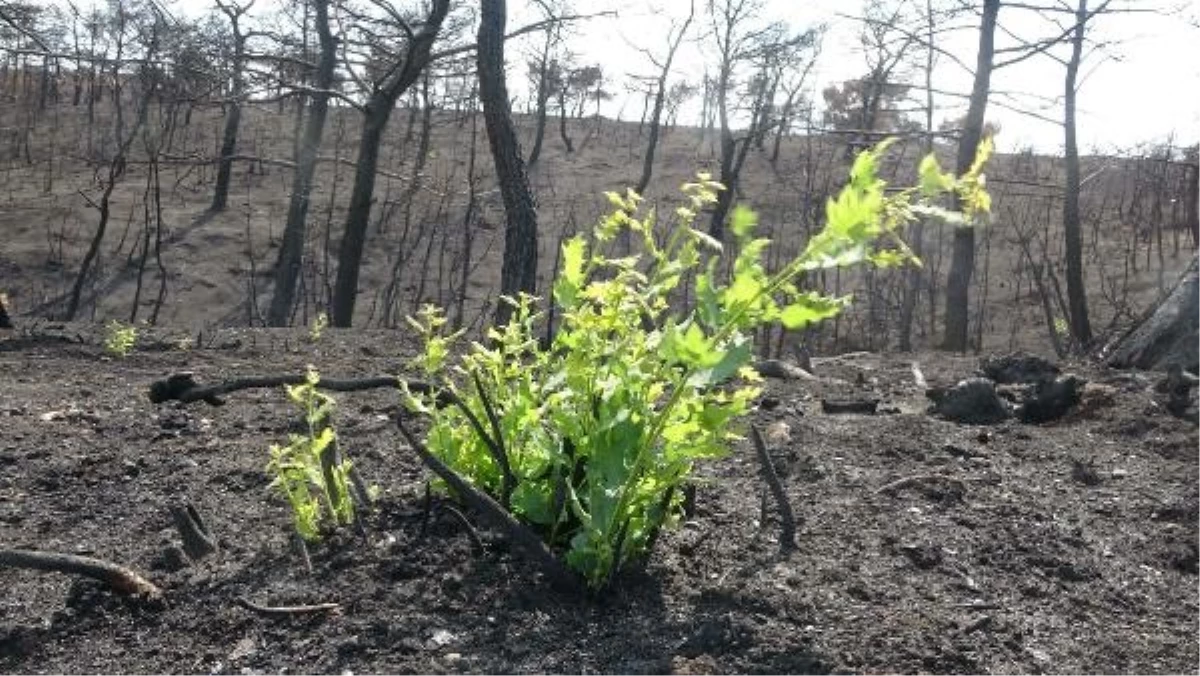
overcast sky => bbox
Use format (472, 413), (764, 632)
(531, 0), (1200, 154)
(158, 0), (1198, 154)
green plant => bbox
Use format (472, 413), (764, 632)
(309, 312), (329, 343)
(404, 141), (992, 589)
(103, 320), (138, 358)
(267, 368), (357, 541)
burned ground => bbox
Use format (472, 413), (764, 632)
(1, 326), (1196, 674)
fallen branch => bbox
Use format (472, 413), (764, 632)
(235, 597), (342, 616)
(749, 425), (798, 553)
(820, 398), (880, 415)
(0, 549), (161, 598)
(147, 371), (453, 407)
(395, 415), (579, 592)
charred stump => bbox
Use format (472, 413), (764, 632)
(1106, 255), (1198, 372)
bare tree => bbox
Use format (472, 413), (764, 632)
(634, 0), (694, 195)
(525, 0), (566, 167)
(210, 0), (254, 213)
(329, 0), (452, 327)
(267, 0), (336, 327)
(942, 0), (999, 352)
(705, 0), (815, 241)
(479, 0), (538, 327)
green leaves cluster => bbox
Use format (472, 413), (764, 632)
(267, 368), (357, 541)
(103, 320), (138, 358)
(404, 141), (991, 589)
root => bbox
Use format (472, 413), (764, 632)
(0, 548), (161, 599)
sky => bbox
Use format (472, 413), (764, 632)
(156, 0), (1200, 154)
(541, 0), (1200, 154)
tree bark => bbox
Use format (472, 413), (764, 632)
(941, 0), (999, 352)
(267, 0), (334, 327)
(478, 0), (539, 328)
(1062, 0), (1093, 346)
(1106, 255), (1198, 371)
(329, 0), (451, 327)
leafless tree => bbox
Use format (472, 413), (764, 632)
(633, 0), (694, 196)
(329, 0), (452, 327)
(479, 0), (539, 327)
(267, 0), (336, 327)
(209, 0), (255, 213)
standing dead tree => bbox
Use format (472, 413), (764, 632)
(267, 0), (336, 327)
(524, 0), (567, 167)
(633, 0), (694, 196)
(329, 0), (452, 328)
(478, 0), (538, 328)
(209, 0), (255, 213)
(65, 2), (162, 321)
(705, 0), (816, 241)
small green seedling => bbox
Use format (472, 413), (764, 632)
(103, 320), (138, 358)
(309, 312), (329, 343)
(267, 368), (357, 541)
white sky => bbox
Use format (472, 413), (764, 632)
(543, 0), (1200, 154)
(156, 0), (1199, 154)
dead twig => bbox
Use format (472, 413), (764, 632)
(395, 415), (580, 592)
(435, 502), (485, 555)
(749, 425), (798, 553)
(169, 503), (218, 561)
(0, 548), (161, 598)
(235, 597), (342, 616)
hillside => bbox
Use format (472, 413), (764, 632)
(1, 99), (1194, 356)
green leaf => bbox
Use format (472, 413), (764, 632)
(779, 293), (848, 330)
(918, 153), (954, 197)
(553, 237), (587, 308)
(730, 204), (758, 238)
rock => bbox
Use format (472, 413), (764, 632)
(927, 378), (1013, 425)
(980, 352), (1060, 384)
(1017, 375), (1085, 424)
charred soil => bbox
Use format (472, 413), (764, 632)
(1, 326), (1196, 674)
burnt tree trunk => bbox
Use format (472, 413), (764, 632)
(1106, 255), (1198, 372)
(1062, 0), (1093, 346)
(526, 33), (553, 167)
(329, 0), (450, 327)
(211, 1), (249, 213)
(636, 4), (693, 196)
(941, 0), (998, 352)
(267, 0), (335, 327)
(479, 0), (539, 328)
(1184, 161), (1198, 247)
